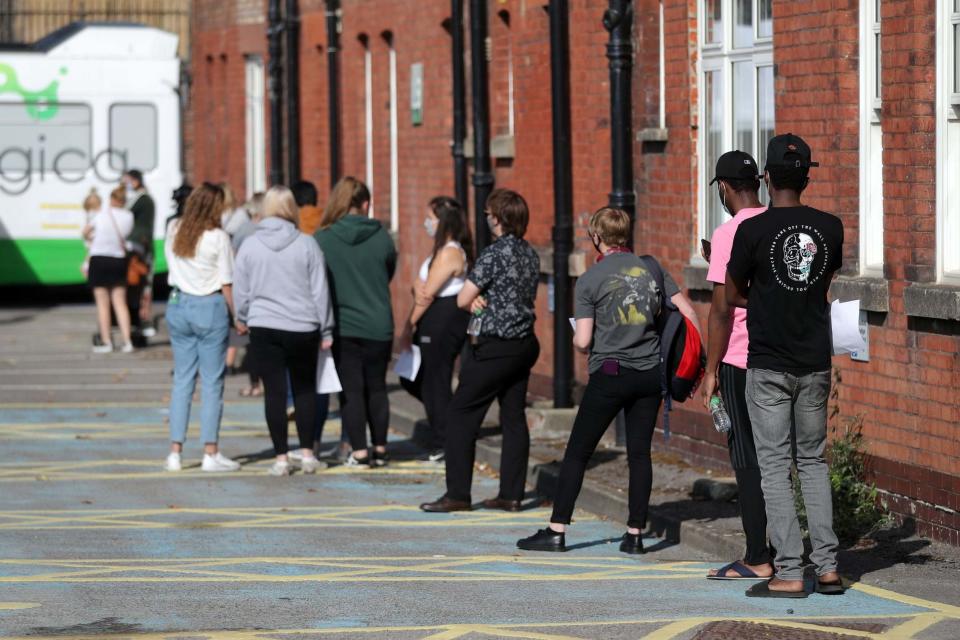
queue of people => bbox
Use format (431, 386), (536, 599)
(87, 132), (845, 599)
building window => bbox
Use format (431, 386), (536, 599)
(698, 0), (774, 246)
(937, 1), (960, 282)
(244, 55), (266, 198)
(385, 32), (399, 234)
(109, 104), (158, 172)
(859, 0), (883, 276)
(360, 35), (375, 218)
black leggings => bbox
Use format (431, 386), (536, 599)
(334, 336), (392, 451)
(399, 296), (469, 448)
(551, 366), (662, 530)
(250, 327), (320, 455)
(720, 363), (772, 566)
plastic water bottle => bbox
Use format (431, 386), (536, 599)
(466, 310), (483, 340)
(710, 396), (731, 433)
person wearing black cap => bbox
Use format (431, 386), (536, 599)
(725, 133), (845, 598)
(701, 151), (775, 581)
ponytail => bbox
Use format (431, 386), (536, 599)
(321, 176), (371, 229)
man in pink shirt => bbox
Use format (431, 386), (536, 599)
(701, 151), (773, 580)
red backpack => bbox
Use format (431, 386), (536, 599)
(640, 256), (706, 439)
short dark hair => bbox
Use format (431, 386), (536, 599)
(767, 165), (809, 193)
(486, 188), (529, 239)
(720, 177), (761, 193)
(124, 169), (144, 187)
(291, 180), (318, 207)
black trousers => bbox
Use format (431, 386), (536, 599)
(444, 335), (540, 503)
(249, 327), (320, 455)
(399, 296), (469, 448)
(334, 336), (392, 450)
(720, 363), (772, 566)
(551, 366), (662, 529)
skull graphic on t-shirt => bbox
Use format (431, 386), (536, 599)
(782, 232), (818, 283)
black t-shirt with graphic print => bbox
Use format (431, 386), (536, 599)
(727, 205), (844, 375)
(468, 234), (540, 339)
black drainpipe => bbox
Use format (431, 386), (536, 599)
(469, 0), (493, 253)
(285, 0), (301, 185)
(325, 0), (342, 188)
(267, 0), (285, 186)
(549, 0), (574, 409)
(450, 0), (469, 212)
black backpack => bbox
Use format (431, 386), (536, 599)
(640, 256), (706, 439)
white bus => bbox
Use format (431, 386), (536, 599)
(0, 22), (182, 286)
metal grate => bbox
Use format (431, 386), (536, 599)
(0, 0), (191, 59)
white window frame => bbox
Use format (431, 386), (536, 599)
(697, 0), (774, 258)
(387, 39), (399, 234)
(859, 0), (884, 276)
(363, 41), (375, 218)
(936, 1), (960, 283)
(659, 1), (666, 129)
(244, 55), (266, 199)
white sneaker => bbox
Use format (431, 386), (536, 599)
(287, 449), (304, 463)
(92, 343), (113, 354)
(141, 326), (157, 338)
(267, 460), (292, 476)
(344, 453), (371, 468)
(164, 452), (182, 472)
(120, 343), (134, 354)
(298, 455), (328, 474)
(201, 452), (240, 472)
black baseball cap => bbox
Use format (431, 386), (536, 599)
(763, 133), (819, 172)
(709, 150), (759, 185)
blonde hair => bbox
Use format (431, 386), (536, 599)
(220, 182), (237, 211)
(588, 207), (631, 248)
(263, 186), (300, 226)
(246, 192), (266, 221)
(172, 183), (224, 258)
(83, 188), (102, 212)
(109, 184), (127, 207)
(321, 176), (370, 229)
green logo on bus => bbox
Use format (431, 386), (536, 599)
(0, 63), (67, 121)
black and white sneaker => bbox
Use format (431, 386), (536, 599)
(426, 449), (445, 463)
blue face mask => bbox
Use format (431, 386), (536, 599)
(424, 217), (438, 238)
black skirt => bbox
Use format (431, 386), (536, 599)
(87, 255), (128, 288)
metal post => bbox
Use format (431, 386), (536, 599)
(604, 0), (635, 233)
(604, 0), (634, 445)
(285, 0), (301, 185)
(469, 0), (493, 252)
(267, 0), (285, 186)
(325, 0), (342, 188)
(549, 0), (574, 409)
(450, 0), (469, 213)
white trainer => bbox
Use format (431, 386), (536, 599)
(141, 326), (157, 338)
(287, 449), (304, 463)
(92, 343), (113, 354)
(299, 456), (328, 474)
(120, 343), (135, 354)
(201, 452), (240, 472)
(163, 452), (182, 472)
(267, 460), (292, 476)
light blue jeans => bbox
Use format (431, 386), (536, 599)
(746, 368), (839, 581)
(166, 291), (229, 445)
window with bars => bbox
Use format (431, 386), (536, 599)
(698, 0), (775, 246)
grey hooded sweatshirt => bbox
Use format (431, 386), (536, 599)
(233, 216), (334, 337)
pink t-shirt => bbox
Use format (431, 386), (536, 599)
(706, 207), (766, 369)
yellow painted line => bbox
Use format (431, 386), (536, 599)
(39, 223), (81, 230)
(642, 619), (709, 640)
(851, 582), (960, 618)
(0, 602), (40, 611)
(40, 203), (83, 211)
(881, 613), (949, 639)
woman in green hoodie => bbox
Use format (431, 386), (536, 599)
(315, 177), (397, 467)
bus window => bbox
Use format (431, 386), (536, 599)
(0, 103), (92, 174)
(109, 103), (157, 172)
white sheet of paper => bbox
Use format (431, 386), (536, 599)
(569, 318), (576, 330)
(831, 299), (867, 355)
(316, 348), (342, 394)
(394, 346), (421, 381)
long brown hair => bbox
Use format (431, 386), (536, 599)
(429, 196), (474, 266)
(320, 176), (370, 229)
(172, 183), (224, 258)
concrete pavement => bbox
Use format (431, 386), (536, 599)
(0, 303), (958, 639)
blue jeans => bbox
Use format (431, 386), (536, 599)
(166, 291), (230, 445)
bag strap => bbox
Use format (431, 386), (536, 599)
(105, 208), (127, 253)
(639, 254), (673, 442)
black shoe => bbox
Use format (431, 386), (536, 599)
(619, 532), (645, 555)
(517, 528), (567, 552)
(482, 497), (522, 512)
(371, 449), (389, 468)
(420, 496), (472, 513)
(425, 449), (445, 463)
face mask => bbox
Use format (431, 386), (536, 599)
(424, 217), (438, 238)
(719, 184), (731, 215)
(486, 215), (498, 235)
(591, 234), (602, 254)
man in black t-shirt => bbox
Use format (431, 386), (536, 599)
(726, 134), (845, 599)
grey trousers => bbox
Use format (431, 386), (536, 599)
(745, 368), (839, 581)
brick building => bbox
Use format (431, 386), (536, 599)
(188, 0), (960, 544)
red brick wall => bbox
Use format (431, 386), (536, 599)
(188, 0), (960, 544)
